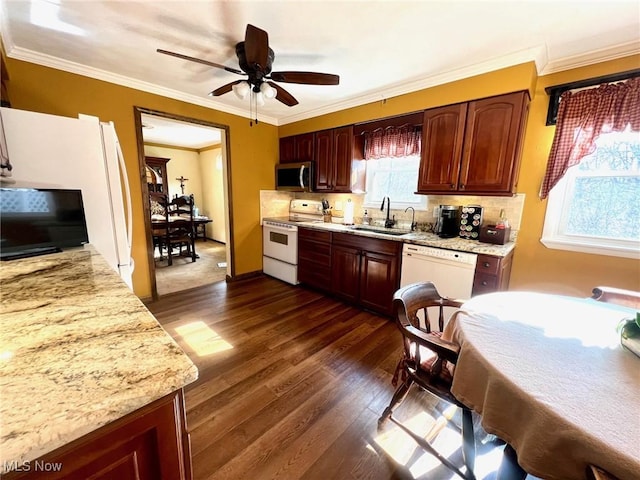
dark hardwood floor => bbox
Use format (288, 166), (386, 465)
(147, 276), (507, 480)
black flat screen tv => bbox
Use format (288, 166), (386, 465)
(0, 187), (89, 260)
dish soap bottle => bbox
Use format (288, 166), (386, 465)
(363, 209), (371, 225)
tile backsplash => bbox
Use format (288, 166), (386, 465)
(260, 190), (525, 238)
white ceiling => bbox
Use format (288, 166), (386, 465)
(1, 0), (639, 134)
(141, 113), (221, 149)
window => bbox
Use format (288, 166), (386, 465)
(541, 128), (640, 258)
(362, 155), (427, 209)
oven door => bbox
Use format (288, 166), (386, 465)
(263, 222), (298, 265)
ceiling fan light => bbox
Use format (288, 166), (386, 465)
(255, 91), (265, 106)
(232, 81), (250, 100)
(260, 82), (277, 99)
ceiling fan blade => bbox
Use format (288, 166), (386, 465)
(270, 71), (339, 85)
(244, 24), (269, 69)
(157, 48), (243, 75)
(210, 80), (244, 97)
(267, 82), (299, 106)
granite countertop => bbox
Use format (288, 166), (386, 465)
(263, 217), (515, 257)
(0, 246), (198, 473)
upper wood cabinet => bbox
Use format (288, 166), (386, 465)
(314, 125), (353, 192)
(417, 91), (529, 195)
(279, 133), (315, 164)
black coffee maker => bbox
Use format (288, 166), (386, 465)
(435, 205), (460, 238)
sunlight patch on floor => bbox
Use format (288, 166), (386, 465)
(374, 409), (459, 477)
(372, 405), (505, 479)
(174, 321), (233, 356)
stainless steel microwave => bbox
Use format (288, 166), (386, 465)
(275, 161), (314, 192)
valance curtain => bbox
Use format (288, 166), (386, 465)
(540, 77), (640, 199)
(363, 124), (421, 160)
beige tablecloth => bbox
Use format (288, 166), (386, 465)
(442, 292), (640, 480)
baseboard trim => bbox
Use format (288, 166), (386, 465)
(226, 270), (264, 283)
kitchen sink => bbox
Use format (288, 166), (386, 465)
(350, 225), (411, 236)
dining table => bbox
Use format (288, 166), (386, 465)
(151, 215), (213, 241)
(441, 291), (640, 480)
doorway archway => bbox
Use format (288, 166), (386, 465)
(133, 106), (234, 299)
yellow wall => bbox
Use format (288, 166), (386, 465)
(6, 54), (639, 299)
(144, 145), (202, 202)
(280, 57), (640, 297)
(5, 58), (278, 299)
(512, 55), (640, 296)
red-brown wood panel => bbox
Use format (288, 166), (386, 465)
(314, 130), (333, 191)
(332, 125), (353, 192)
(417, 103), (467, 193)
(459, 92), (526, 193)
(295, 132), (315, 163)
(278, 136), (296, 163)
(3, 391), (190, 480)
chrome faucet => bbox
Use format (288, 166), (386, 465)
(405, 206), (417, 231)
(381, 196), (395, 228)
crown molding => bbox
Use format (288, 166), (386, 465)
(540, 40), (640, 75)
(3, 25), (638, 128)
(277, 46), (547, 125)
(4, 44), (280, 126)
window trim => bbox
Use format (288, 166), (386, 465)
(541, 168), (640, 260)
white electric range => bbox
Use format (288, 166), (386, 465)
(262, 199), (324, 285)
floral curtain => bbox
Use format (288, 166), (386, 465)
(540, 77), (640, 199)
(363, 124), (421, 160)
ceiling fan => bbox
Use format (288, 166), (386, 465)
(157, 24), (339, 107)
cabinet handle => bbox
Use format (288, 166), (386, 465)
(483, 262), (490, 268)
(450, 184), (455, 189)
(460, 184), (466, 190)
(481, 281), (488, 286)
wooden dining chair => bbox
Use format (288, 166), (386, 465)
(151, 195), (168, 259)
(591, 286), (640, 309)
(164, 194), (196, 266)
(378, 281), (475, 480)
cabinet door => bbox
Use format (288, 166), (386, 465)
(331, 244), (360, 303)
(359, 251), (399, 316)
(3, 391), (191, 480)
(279, 136), (296, 163)
(332, 126), (353, 192)
(314, 130), (333, 191)
(295, 133), (315, 163)
(298, 229), (332, 290)
(417, 104), (467, 193)
(459, 92), (527, 194)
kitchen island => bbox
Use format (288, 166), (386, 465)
(0, 246), (198, 479)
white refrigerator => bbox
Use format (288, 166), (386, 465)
(0, 107), (134, 289)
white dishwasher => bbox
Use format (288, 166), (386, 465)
(400, 244), (477, 326)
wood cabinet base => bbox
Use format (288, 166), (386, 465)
(3, 390), (192, 480)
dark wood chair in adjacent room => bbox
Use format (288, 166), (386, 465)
(164, 194), (196, 266)
(151, 195), (168, 260)
(378, 281), (476, 480)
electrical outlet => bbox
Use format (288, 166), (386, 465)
(432, 206), (440, 217)
(335, 201), (343, 211)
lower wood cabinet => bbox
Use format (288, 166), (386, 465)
(298, 228), (332, 290)
(298, 227), (512, 315)
(3, 390), (192, 480)
(331, 233), (401, 316)
(472, 251), (514, 296)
